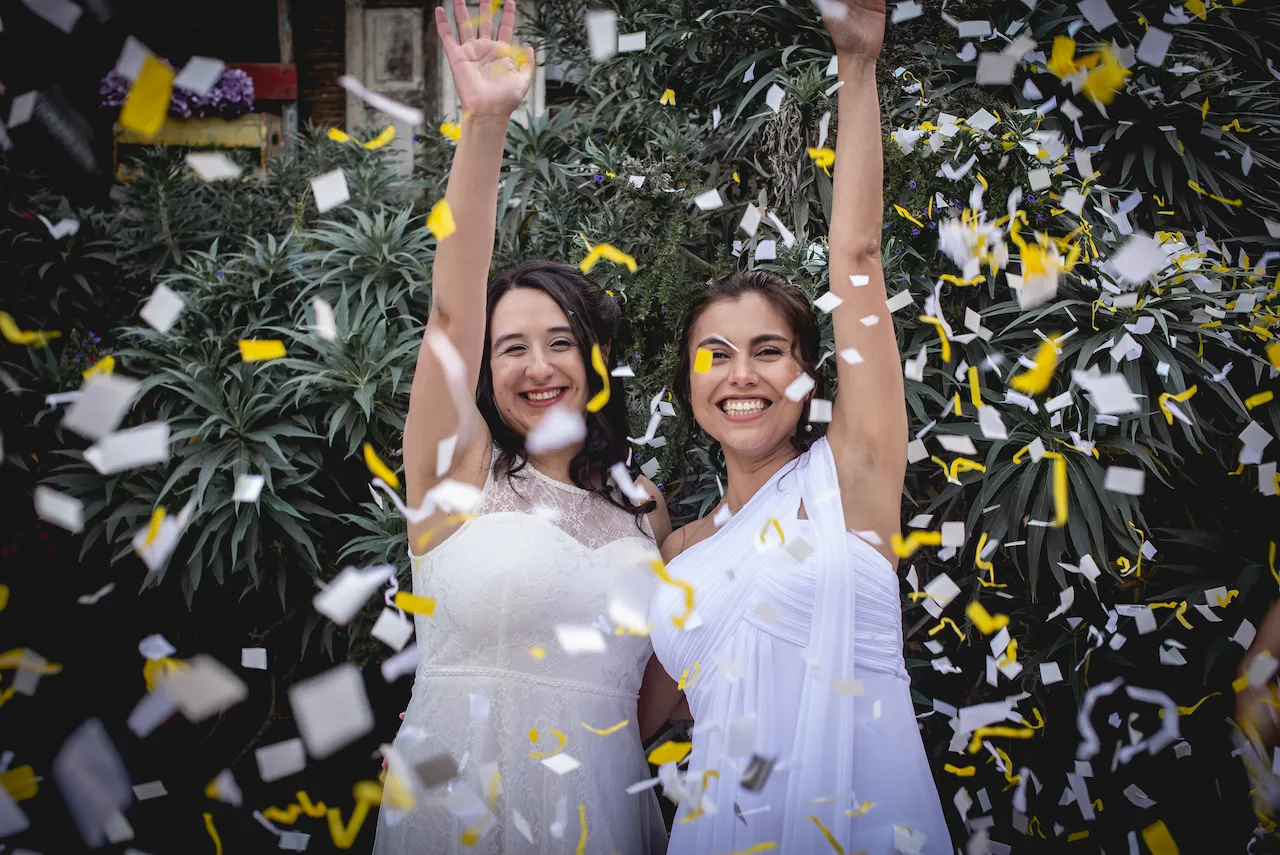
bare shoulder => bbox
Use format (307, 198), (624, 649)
(659, 512), (717, 564)
(636, 476), (673, 550)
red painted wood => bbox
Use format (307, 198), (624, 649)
(227, 63), (298, 100)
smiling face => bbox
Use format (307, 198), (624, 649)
(687, 292), (809, 458)
(487, 287), (590, 438)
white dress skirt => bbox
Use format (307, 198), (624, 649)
(373, 450), (667, 854)
(650, 438), (951, 854)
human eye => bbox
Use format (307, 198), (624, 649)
(756, 346), (783, 358)
(550, 338), (575, 349)
(503, 344), (527, 355)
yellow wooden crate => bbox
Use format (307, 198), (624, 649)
(113, 113), (284, 172)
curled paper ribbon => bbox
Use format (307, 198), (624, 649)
(585, 344), (611, 413)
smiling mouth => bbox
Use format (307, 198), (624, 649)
(521, 388), (568, 405)
(718, 398), (771, 416)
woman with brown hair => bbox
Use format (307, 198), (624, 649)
(644, 0), (950, 851)
(374, 1), (669, 852)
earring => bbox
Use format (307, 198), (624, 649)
(806, 423), (814, 432)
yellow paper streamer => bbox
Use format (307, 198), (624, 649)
(677, 662), (700, 690)
(806, 815), (844, 853)
(693, 348), (714, 373)
(528, 727), (567, 759)
(142, 656), (186, 692)
(0, 766), (37, 801)
(238, 339), (286, 362)
(968, 365), (985, 407)
(575, 804), (589, 855)
(426, 199), (456, 241)
(528, 647), (546, 660)
(1010, 338), (1059, 394)
(579, 242), (637, 274)
(394, 592), (435, 616)
(120, 55), (175, 137)
(1265, 343), (1280, 370)
(1176, 692), (1221, 716)
(83, 355), (115, 380)
(362, 125), (396, 150)
(1187, 179), (1242, 207)
(843, 800), (875, 817)
(919, 315), (951, 362)
(141, 506), (167, 549)
(440, 121), (461, 141)
(648, 740), (692, 766)
(894, 204), (925, 228)
(892, 530), (943, 558)
(0, 584), (8, 614)
(583, 343), (611, 412)
(1245, 391), (1274, 409)
(1158, 385), (1198, 424)
(966, 602), (1009, 635)
(1142, 820), (1179, 855)
(807, 147), (835, 176)
(929, 617), (964, 640)
(327, 128), (353, 144)
(581, 719), (630, 736)
(967, 725), (1035, 753)
(203, 812), (223, 855)
(650, 558), (695, 629)
(0, 311), (61, 347)
(660, 89), (676, 106)
(944, 764), (976, 777)
(760, 517), (785, 546)
(363, 443), (400, 490)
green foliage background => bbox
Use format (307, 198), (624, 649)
(2, 0), (1280, 847)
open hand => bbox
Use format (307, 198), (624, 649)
(436, 0), (534, 118)
(819, 0), (887, 59)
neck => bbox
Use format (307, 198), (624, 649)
(525, 445), (580, 484)
(720, 439), (798, 514)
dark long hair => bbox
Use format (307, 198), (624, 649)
(476, 260), (651, 520)
(673, 270), (826, 457)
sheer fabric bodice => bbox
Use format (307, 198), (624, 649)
(373, 449), (667, 854)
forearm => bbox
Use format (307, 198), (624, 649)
(830, 56), (883, 267)
(430, 113), (510, 330)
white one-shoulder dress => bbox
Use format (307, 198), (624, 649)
(650, 438), (950, 854)
(373, 449), (667, 855)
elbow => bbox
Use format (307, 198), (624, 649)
(834, 239), (883, 270)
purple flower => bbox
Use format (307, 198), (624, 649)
(593, 174), (604, 184)
(909, 180), (917, 189)
(1025, 194), (1036, 203)
(911, 228), (920, 236)
(100, 67), (254, 119)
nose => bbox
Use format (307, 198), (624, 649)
(727, 352), (759, 387)
(525, 347), (555, 383)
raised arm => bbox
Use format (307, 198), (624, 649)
(404, 0), (532, 548)
(819, 0), (904, 563)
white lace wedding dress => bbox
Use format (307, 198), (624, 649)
(372, 449), (667, 854)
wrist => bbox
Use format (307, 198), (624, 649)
(836, 52), (878, 72)
(461, 111), (513, 129)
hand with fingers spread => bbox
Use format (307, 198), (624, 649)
(435, 0), (534, 118)
(819, 0), (887, 59)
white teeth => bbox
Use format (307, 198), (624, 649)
(524, 389), (564, 401)
(721, 399), (767, 415)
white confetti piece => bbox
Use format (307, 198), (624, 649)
(739, 203), (761, 236)
(585, 9), (618, 61)
(1104, 466), (1145, 495)
(85, 422), (170, 475)
(289, 663), (374, 759)
(78, 582), (116, 605)
(233, 474), (265, 503)
(139, 282), (185, 334)
(618, 31), (646, 52)
(525, 405), (586, 454)
(132, 781), (168, 800)
(311, 297), (337, 341)
(63, 374), (140, 441)
(256, 738), (306, 783)
(313, 565), (395, 626)
(885, 290), (915, 313)
(809, 398), (833, 423)
(555, 625), (607, 654)
(1040, 662), (1063, 684)
(1080, 373), (1140, 415)
(784, 373), (816, 402)
(164, 655), (249, 723)
(976, 52), (1018, 85)
(23, 0), (82, 33)
(339, 75), (423, 126)
(839, 347), (863, 365)
(754, 239), (777, 261)
(241, 648), (267, 670)
(813, 291), (843, 313)
(310, 169), (350, 214)
(1110, 235), (1168, 285)
(891, 1), (924, 23)
(693, 188), (723, 211)
(184, 151), (243, 183)
(173, 57), (225, 96)
(138, 634), (176, 661)
(1076, 0), (1117, 31)
(372, 608), (414, 651)
(34, 485), (83, 533)
(978, 406), (1007, 439)
(765, 84), (785, 113)
(541, 752), (582, 775)
(1233, 619), (1257, 649)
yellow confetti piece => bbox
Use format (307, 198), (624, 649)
(529, 727), (567, 759)
(394, 592), (436, 616)
(732, 171), (740, 183)
(363, 442), (400, 490)
(807, 147), (835, 176)
(585, 343), (611, 413)
(263, 791), (329, 823)
(806, 815), (844, 853)
(140, 506), (166, 549)
(203, 812), (223, 855)
(929, 617), (964, 640)
(723, 845), (778, 855)
(426, 199), (457, 241)
(361, 125), (396, 150)
(327, 128), (353, 144)
(1245, 391), (1274, 409)
(1158, 385), (1198, 424)
(919, 315), (951, 362)
(967, 602), (1009, 635)
(843, 800), (875, 817)
(1010, 338), (1059, 394)
(141, 656), (185, 692)
(1232, 674), (1250, 693)
(1082, 45), (1130, 106)
(1142, 820), (1179, 855)
(1187, 179), (1243, 207)
(83, 355), (115, 380)
(974, 532), (994, 573)
(579, 242), (637, 274)
(1268, 343), (1280, 370)
(953, 392), (963, 417)
(693, 348), (714, 373)
(944, 764), (976, 777)
(575, 804), (588, 855)
(1201, 97), (1211, 119)
(0, 311), (61, 347)
(1067, 830), (1089, 842)
(894, 204), (924, 228)
(0, 765), (35, 801)
(998, 638), (1019, 668)
(238, 339), (286, 362)
(1022, 707), (1045, 730)
(528, 647), (546, 660)
(440, 121), (461, 142)
(650, 558), (696, 629)
(968, 365), (985, 408)
(581, 719), (630, 736)
(677, 662), (700, 690)
(1221, 119), (1253, 133)
(1176, 692), (1221, 716)
(892, 530), (943, 558)
(1175, 600), (1193, 630)
(0, 584), (7, 614)
(1039, 451), (1069, 527)
(462, 768), (501, 845)
(967, 725), (1035, 753)
(120, 55), (175, 138)
(760, 517), (785, 546)
(648, 740), (692, 766)
(660, 88), (676, 106)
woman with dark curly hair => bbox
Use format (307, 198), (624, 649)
(642, 1), (950, 852)
(373, 2), (669, 852)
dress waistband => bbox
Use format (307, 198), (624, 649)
(416, 666), (639, 701)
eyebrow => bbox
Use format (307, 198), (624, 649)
(493, 326), (575, 350)
(695, 333), (790, 350)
